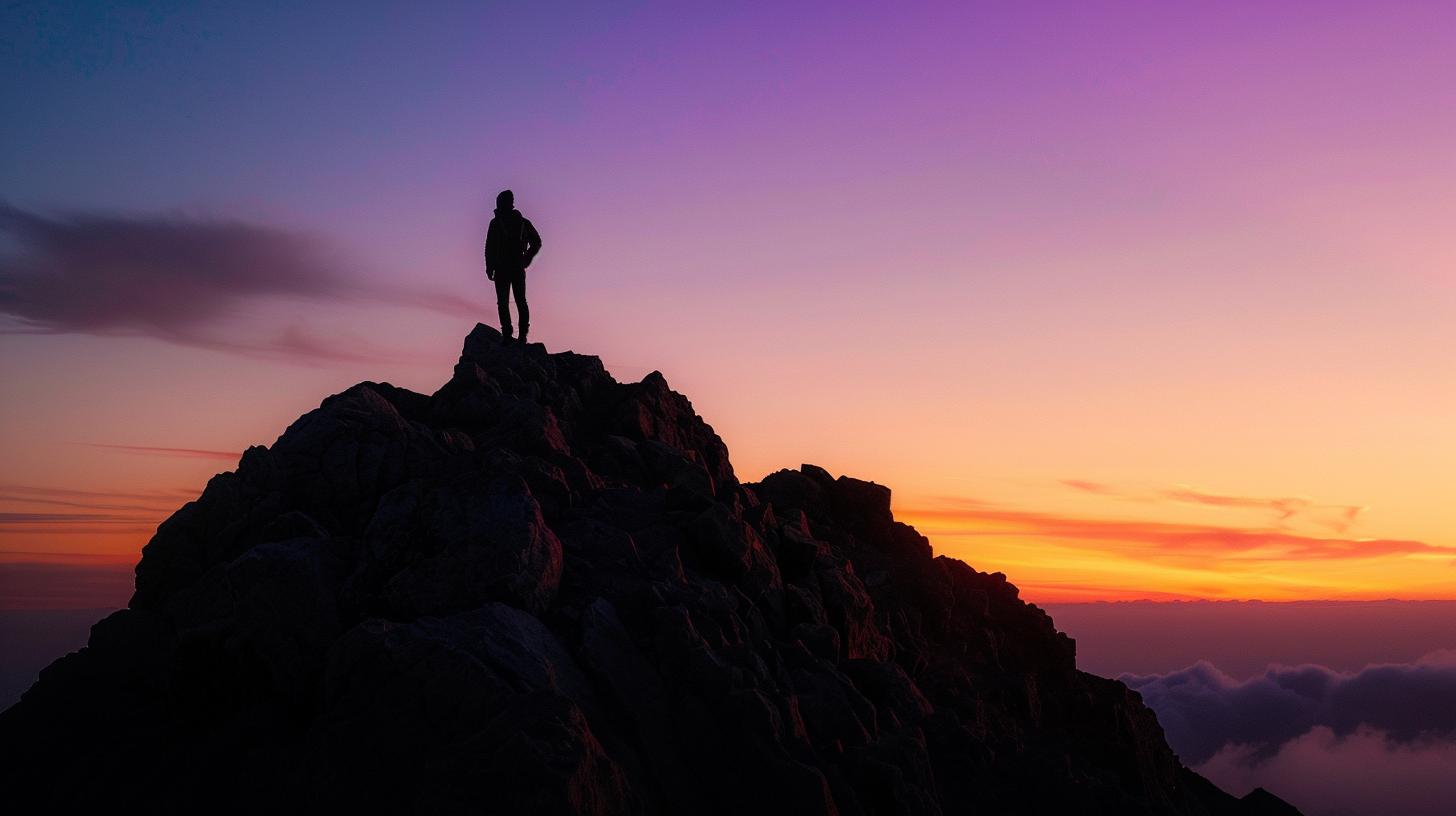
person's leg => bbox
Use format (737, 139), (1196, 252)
(494, 273), (513, 338)
(514, 270), (529, 341)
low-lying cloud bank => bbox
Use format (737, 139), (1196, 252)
(1123, 652), (1456, 764)
(1197, 727), (1456, 816)
(1125, 654), (1456, 816)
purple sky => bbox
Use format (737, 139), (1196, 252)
(6, 6), (1456, 810)
(3, 0), (1456, 582)
(5, 2), (1456, 603)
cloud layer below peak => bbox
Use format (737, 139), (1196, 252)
(1125, 654), (1456, 816)
(1123, 652), (1456, 765)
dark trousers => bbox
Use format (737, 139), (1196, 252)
(494, 267), (528, 337)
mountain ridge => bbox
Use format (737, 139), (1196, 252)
(0, 324), (1299, 815)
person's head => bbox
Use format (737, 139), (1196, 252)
(496, 189), (514, 211)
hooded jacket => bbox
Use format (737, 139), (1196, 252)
(484, 207), (542, 274)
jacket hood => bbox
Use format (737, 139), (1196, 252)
(494, 207), (521, 218)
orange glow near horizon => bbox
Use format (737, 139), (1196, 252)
(4, 3), (1455, 608)
(4, 429), (1453, 605)
(897, 499), (1456, 604)
(2, 324), (1454, 604)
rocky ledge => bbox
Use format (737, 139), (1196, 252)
(0, 326), (1298, 815)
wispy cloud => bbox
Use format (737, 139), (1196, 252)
(0, 203), (486, 362)
(1058, 479), (1125, 497)
(0, 511), (160, 537)
(1059, 479), (1366, 533)
(0, 493), (175, 513)
(0, 486), (184, 539)
(0, 484), (193, 536)
(0, 483), (195, 507)
(899, 499), (1444, 564)
(81, 443), (241, 461)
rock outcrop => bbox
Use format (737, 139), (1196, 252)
(0, 326), (1299, 815)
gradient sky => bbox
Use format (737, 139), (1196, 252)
(3, 1), (1455, 603)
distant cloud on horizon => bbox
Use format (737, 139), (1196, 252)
(80, 443), (241, 461)
(0, 203), (485, 363)
(0, 483), (196, 513)
(897, 493), (1455, 602)
(901, 499), (1443, 563)
(0, 483), (196, 540)
(1059, 479), (1367, 533)
(1124, 653), (1456, 765)
(1126, 654), (1456, 816)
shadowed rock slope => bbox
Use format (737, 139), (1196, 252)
(0, 326), (1298, 816)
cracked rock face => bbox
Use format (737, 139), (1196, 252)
(0, 325), (1299, 816)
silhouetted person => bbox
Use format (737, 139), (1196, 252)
(484, 189), (542, 343)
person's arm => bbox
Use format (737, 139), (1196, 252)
(523, 219), (541, 268)
(483, 219), (496, 280)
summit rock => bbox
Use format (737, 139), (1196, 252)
(0, 325), (1298, 815)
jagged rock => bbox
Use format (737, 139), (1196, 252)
(361, 473), (563, 618)
(0, 324), (1300, 815)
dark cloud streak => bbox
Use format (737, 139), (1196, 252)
(82, 443), (240, 461)
(0, 512), (154, 526)
(0, 483), (195, 506)
(0, 203), (486, 361)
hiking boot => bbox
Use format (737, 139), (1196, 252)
(501, 328), (514, 344)
(519, 328), (529, 345)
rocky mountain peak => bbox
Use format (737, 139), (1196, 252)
(0, 325), (1299, 815)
